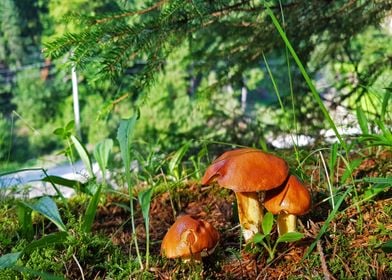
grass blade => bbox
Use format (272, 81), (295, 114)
(93, 138), (113, 181)
(264, 4), (346, 151)
(302, 186), (352, 259)
(381, 90), (390, 121)
(168, 141), (190, 180)
(82, 183), (102, 233)
(70, 135), (93, 178)
(17, 202), (34, 240)
(42, 175), (85, 190)
(356, 106), (369, 135)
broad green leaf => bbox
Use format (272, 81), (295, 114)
(252, 233), (265, 244)
(82, 184), (102, 233)
(356, 106), (369, 135)
(262, 212), (274, 235)
(0, 167), (44, 178)
(93, 138), (113, 180)
(117, 115), (138, 174)
(0, 252), (21, 269)
(65, 120), (75, 131)
(277, 232), (304, 243)
(138, 188), (153, 221)
(23, 232), (69, 254)
(53, 127), (64, 136)
(22, 196), (66, 232)
(71, 135), (93, 178)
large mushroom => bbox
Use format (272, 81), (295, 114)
(161, 215), (220, 261)
(264, 175), (311, 235)
(201, 148), (289, 242)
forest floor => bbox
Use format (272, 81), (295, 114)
(0, 149), (391, 279)
(85, 150), (392, 279)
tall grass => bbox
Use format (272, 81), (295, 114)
(261, 2), (391, 259)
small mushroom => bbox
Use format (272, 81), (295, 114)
(161, 215), (220, 261)
(201, 148), (289, 242)
(264, 175), (311, 235)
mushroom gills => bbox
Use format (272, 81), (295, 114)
(277, 212), (297, 235)
(235, 192), (264, 242)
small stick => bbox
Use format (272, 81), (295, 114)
(317, 240), (336, 280)
(72, 254), (85, 280)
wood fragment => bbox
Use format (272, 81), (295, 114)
(317, 240), (336, 280)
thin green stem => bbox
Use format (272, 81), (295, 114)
(145, 217), (150, 269)
(262, 52), (285, 111)
(264, 4), (347, 153)
(279, 0), (300, 165)
(126, 172), (143, 270)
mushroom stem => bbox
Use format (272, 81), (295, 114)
(277, 213), (297, 235)
(235, 192), (264, 242)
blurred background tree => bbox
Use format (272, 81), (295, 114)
(0, 0), (391, 165)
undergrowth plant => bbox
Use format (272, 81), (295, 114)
(117, 112), (147, 270)
(250, 212), (303, 263)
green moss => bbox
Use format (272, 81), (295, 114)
(0, 200), (19, 253)
(0, 268), (22, 279)
(23, 247), (64, 278)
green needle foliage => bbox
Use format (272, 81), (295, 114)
(44, 1), (392, 95)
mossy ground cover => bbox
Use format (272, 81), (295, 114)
(0, 149), (391, 279)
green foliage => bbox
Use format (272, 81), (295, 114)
(0, 252), (20, 270)
(138, 187), (153, 268)
(70, 135), (93, 178)
(21, 196), (66, 232)
(17, 203), (33, 241)
(93, 138), (113, 180)
(116, 113), (143, 269)
(251, 212), (304, 262)
(0, 113), (11, 162)
(0, 0), (24, 66)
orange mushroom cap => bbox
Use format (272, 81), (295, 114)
(201, 148), (289, 192)
(161, 215), (220, 259)
(264, 175), (311, 215)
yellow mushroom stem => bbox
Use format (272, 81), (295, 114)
(235, 192), (264, 242)
(276, 212), (297, 235)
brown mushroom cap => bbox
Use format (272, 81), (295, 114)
(264, 175), (311, 215)
(161, 215), (220, 259)
(201, 148), (289, 192)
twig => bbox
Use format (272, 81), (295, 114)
(72, 254), (85, 280)
(319, 151), (335, 209)
(317, 240), (335, 280)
